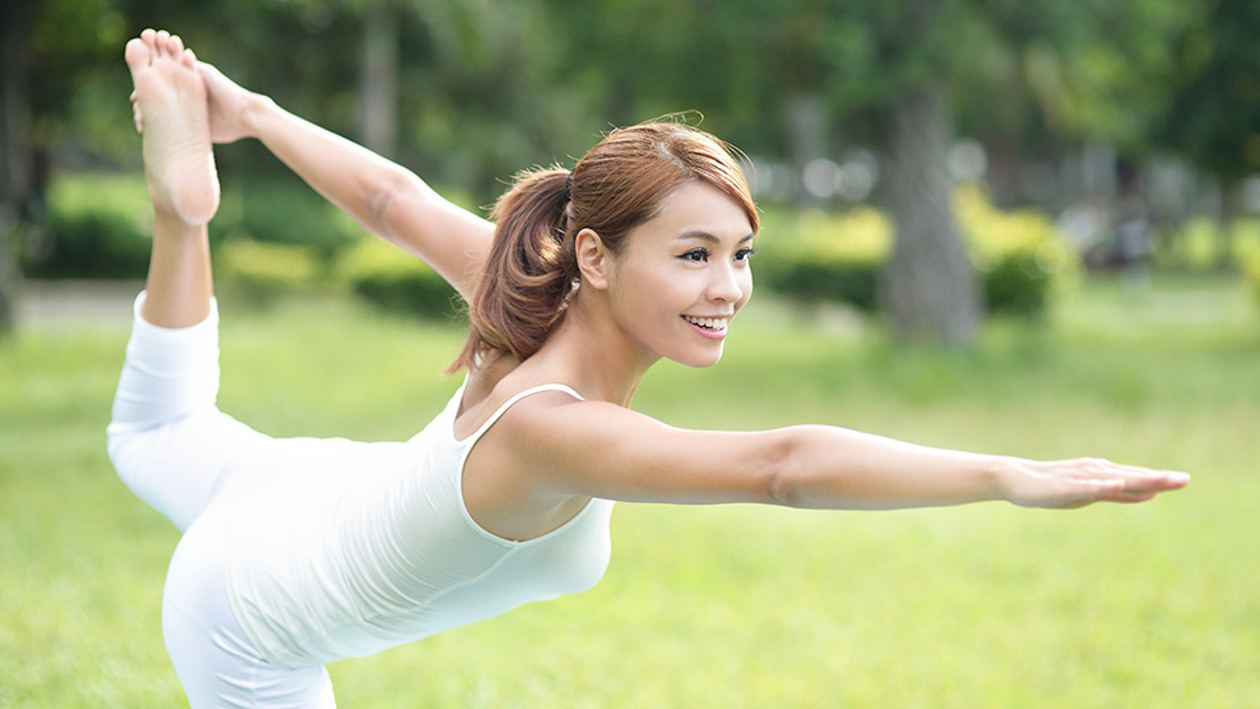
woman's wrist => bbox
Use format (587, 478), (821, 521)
(985, 455), (1024, 504)
(239, 92), (278, 140)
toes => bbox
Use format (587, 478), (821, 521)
(132, 29), (194, 69)
(155, 30), (171, 53)
(124, 37), (150, 72)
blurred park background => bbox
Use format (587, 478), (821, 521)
(3, 0), (1260, 706)
(3, 0), (1260, 331)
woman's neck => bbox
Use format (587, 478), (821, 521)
(519, 298), (657, 407)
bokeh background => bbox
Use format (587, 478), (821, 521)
(2, 1), (1258, 706)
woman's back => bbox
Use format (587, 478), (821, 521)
(198, 379), (614, 667)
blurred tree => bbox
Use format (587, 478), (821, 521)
(538, 0), (985, 345)
(1, 0), (137, 334)
(13, 0), (1231, 339)
(952, 0), (1190, 211)
(0, 0), (33, 335)
(1153, 0), (1260, 267)
(358, 0), (399, 156)
(7, 0), (575, 288)
(856, 0), (984, 347)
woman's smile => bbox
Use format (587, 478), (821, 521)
(600, 181), (755, 367)
(681, 314), (731, 339)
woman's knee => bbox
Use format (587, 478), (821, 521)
(106, 410), (259, 531)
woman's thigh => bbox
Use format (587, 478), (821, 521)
(162, 517), (336, 709)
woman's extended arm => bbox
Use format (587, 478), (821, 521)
(196, 62), (492, 300)
(502, 395), (1189, 511)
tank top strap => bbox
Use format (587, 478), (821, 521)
(457, 383), (584, 447)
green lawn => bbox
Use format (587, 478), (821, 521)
(2, 275), (1257, 707)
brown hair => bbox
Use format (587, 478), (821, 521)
(448, 120), (758, 374)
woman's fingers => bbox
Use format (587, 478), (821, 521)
(1068, 459), (1190, 491)
(1009, 459), (1189, 508)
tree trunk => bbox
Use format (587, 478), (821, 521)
(359, 1), (399, 157)
(0, 0), (32, 335)
(879, 80), (980, 348)
(982, 135), (1022, 209)
(1218, 177), (1244, 271)
(786, 92), (828, 209)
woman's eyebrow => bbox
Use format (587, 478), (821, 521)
(675, 230), (755, 244)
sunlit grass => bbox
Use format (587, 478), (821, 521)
(2, 275), (1256, 707)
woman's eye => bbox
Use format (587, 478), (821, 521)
(736, 247), (757, 262)
(681, 249), (709, 262)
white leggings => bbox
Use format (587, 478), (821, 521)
(107, 294), (336, 708)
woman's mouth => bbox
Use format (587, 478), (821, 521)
(682, 315), (729, 339)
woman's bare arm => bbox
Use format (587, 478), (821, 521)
(196, 62), (492, 300)
(502, 395), (1189, 511)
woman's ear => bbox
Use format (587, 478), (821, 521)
(575, 228), (612, 290)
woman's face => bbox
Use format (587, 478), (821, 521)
(602, 181), (755, 368)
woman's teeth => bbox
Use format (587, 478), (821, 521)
(683, 315), (726, 330)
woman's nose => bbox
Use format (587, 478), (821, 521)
(707, 263), (746, 303)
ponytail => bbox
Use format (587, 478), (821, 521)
(447, 120), (758, 375)
(447, 167), (576, 374)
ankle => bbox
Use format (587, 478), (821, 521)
(152, 208), (212, 236)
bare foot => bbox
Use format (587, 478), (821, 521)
(125, 29), (219, 226)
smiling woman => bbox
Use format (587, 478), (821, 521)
(449, 122), (759, 375)
(107, 28), (1189, 708)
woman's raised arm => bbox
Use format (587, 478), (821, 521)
(195, 62), (492, 300)
(501, 395), (1189, 512)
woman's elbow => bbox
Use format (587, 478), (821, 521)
(369, 169), (429, 234)
(763, 429), (806, 508)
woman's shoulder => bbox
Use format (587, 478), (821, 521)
(454, 354), (584, 441)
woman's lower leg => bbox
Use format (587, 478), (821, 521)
(125, 28), (219, 328)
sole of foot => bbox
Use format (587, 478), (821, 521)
(125, 29), (220, 226)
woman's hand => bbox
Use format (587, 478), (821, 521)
(196, 61), (264, 144)
(997, 457), (1189, 509)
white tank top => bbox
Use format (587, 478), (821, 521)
(219, 381), (614, 667)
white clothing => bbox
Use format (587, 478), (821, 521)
(107, 293), (614, 704)
(163, 524), (337, 708)
(220, 377), (614, 667)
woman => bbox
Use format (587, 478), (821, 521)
(110, 29), (1188, 707)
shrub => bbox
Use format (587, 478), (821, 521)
(756, 207), (888, 313)
(21, 173), (152, 279)
(211, 180), (364, 258)
(1241, 253), (1260, 304)
(756, 186), (1079, 318)
(955, 184), (1079, 315)
(334, 238), (462, 320)
(1155, 216), (1260, 273)
(215, 238), (324, 306)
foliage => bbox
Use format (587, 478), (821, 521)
(8, 0), (1254, 346)
(757, 207), (889, 312)
(1243, 257), (1260, 304)
(334, 236), (463, 321)
(1153, 0), (1260, 183)
(212, 180), (364, 258)
(956, 183), (1080, 315)
(2, 278), (1257, 706)
(757, 187), (1079, 317)
(1154, 216), (1260, 273)
(19, 173), (152, 279)
(214, 238), (324, 307)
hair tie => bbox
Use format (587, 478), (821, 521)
(564, 173), (573, 201)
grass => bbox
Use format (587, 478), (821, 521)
(2, 274), (1258, 707)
